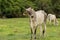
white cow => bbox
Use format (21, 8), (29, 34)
(26, 7), (47, 39)
(47, 14), (58, 25)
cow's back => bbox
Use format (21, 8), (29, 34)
(35, 10), (45, 24)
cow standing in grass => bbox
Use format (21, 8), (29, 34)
(47, 14), (58, 25)
(26, 7), (47, 39)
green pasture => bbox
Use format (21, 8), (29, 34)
(0, 18), (60, 40)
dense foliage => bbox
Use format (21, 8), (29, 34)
(0, 0), (60, 18)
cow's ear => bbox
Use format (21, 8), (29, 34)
(26, 9), (28, 11)
(29, 7), (32, 10)
(29, 7), (31, 9)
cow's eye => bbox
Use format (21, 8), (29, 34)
(29, 12), (31, 15)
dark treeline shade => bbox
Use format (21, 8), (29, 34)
(0, 0), (60, 18)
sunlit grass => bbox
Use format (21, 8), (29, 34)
(0, 18), (60, 40)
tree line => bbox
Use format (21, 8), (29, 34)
(0, 0), (60, 18)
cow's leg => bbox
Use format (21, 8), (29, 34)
(43, 22), (46, 37)
(31, 28), (33, 39)
(30, 20), (33, 39)
(39, 25), (43, 37)
(30, 27), (36, 39)
(54, 20), (55, 25)
(30, 27), (36, 40)
(34, 28), (37, 39)
(55, 19), (58, 26)
(32, 26), (37, 39)
(56, 19), (58, 26)
(54, 19), (56, 25)
(50, 19), (51, 24)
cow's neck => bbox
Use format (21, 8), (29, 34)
(30, 10), (37, 25)
(31, 9), (36, 20)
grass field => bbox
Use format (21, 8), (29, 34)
(0, 18), (60, 40)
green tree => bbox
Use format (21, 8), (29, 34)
(0, 0), (35, 18)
